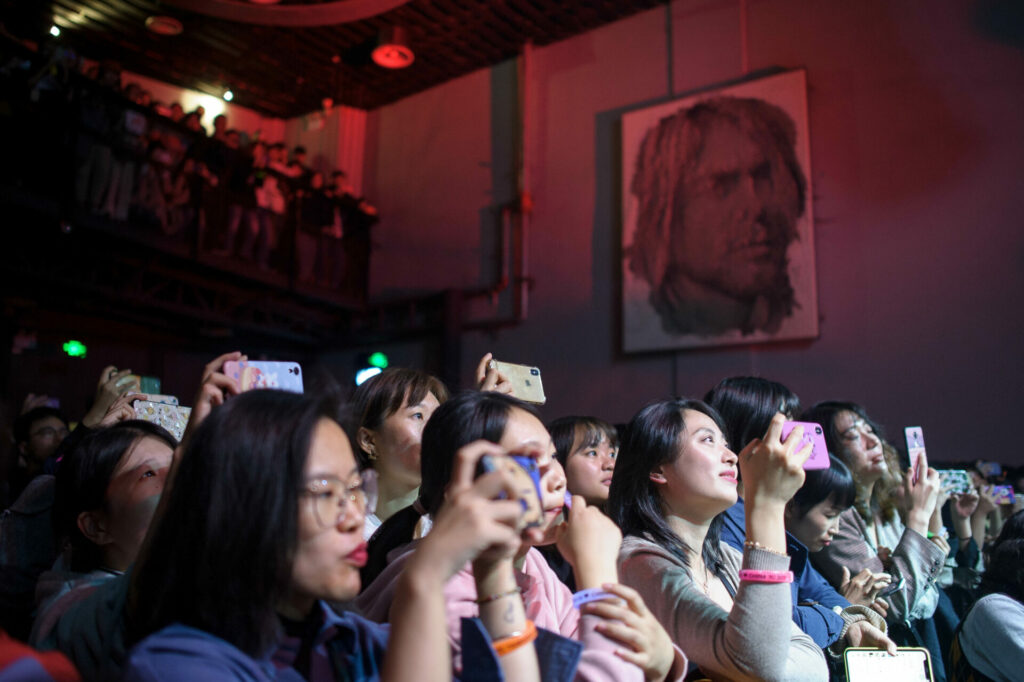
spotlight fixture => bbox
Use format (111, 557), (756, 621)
(223, 89), (234, 101)
(145, 15), (183, 36)
(49, 25), (60, 37)
(372, 26), (414, 69)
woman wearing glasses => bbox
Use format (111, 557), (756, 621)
(123, 387), (559, 681)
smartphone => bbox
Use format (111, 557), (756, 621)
(126, 375), (162, 395)
(139, 394), (179, 406)
(133, 400), (191, 442)
(938, 470), (973, 496)
(904, 426), (926, 483)
(844, 647), (933, 682)
(488, 360), (546, 405)
(877, 576), (905, 598)
(476, 454), (543, 529)
(223, 360), (303, 394)
(780, 421), (830, 470)
(992, 485), (1016, 505)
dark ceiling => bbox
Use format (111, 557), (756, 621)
(4, 0), (663, 118)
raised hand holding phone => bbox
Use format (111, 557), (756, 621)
(905, 449), (940, 536)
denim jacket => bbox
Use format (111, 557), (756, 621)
(124, 601), (582, 682)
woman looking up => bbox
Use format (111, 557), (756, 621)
(608, 399), (828, 682)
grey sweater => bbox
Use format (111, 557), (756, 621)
(619, 535), (828, 682)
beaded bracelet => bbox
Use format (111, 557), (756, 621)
(739, 569), (794, 584)
(476, 587), (522, 605)
(572, 588), (616, 609)
(743, 540), (789, 558)
(492, 619), (537, 657)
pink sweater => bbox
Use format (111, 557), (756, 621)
(357, 543), (687, 681)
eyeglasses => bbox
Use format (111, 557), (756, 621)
(301, 470), (377, 529)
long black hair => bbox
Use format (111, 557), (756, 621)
(607, 398), (727, 578)
(789, 455), (857, 517)
(53, 420), (176, 572)
(128, 390), (340, 657)
(704, 376), (800, 453)
(362, 391), (540, 587)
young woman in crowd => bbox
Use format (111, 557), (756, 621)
(608, 399), (829, 682)
(359, 391), (685, 682)
(952, 509), (1024, 682)
(351, 368), (448, 540)
(705, 377), (893, 653)
(538, 416), (618, 590)
(801, 401), (949, 678)
(125, 388), (554, 681)
(549, 416), (618, 509)
(32, 416), (175, 644)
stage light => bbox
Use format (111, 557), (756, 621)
(355, 366), (382, 386)
(50, 25), (60, 37)
(62, 340), (87, 358)
(368, 352), (389, 369)
(223, 89), (234, 102)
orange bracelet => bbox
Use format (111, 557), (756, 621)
(492, 619), (537, 657)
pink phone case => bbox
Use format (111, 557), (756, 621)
(905, 427), (926, 483)
(781, 421), (831, 470)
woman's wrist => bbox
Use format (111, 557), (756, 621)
(473, 556), (517, 595)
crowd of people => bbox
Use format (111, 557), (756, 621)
(2, 357), (1022, 682)
(1, 41), (378, 295)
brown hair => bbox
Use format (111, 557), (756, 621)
(351, 368), (448, 469)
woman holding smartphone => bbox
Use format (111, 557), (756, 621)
(125, 389), (554, 681)
(360, 391), (685, 682)
(608, 399), (828, 682)
(801, 401), (948, 677)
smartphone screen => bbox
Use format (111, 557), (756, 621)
(845, 648), (933, 682)
(904, 427), (926, 483)
(780, 421), (830, 470)
(938, 470), (972, 495)
(992, 485), (1016, 505)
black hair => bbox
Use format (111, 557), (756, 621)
(351, 368), (449, 469)
(548, 416), (618, 467)
(293, 145), (307, 155)
(53, 421), (176, 572)
(606, 399), (727, 578)
(362, 391), (539, 587)
(128, 390), (339, 656)
(979, 510), (1024, 604)
(13, 406), (68, 445)
(704, 377), (800, 452)
(789, 455), (856, 517)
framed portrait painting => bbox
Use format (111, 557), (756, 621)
(621, 69), (818, 352)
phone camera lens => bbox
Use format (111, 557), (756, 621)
(815, 426), (822, 434)
(530, 368), (539, 376)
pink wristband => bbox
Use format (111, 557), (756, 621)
(738, 569), (794, 584)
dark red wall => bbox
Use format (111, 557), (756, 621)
(364, 0), (1024, 464)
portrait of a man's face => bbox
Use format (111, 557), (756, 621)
(621, 70), (818, 352)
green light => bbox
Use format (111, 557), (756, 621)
(63, 340), (87, 358)
(367, 352), (389, 369)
